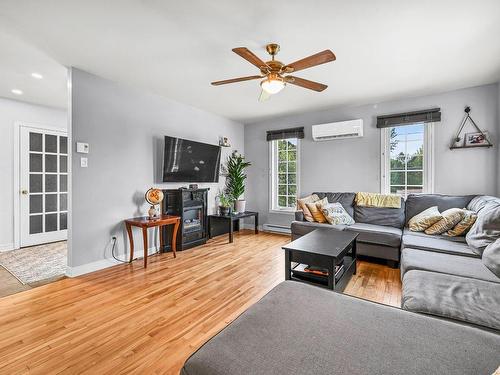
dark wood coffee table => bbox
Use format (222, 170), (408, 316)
(282, 228), (358, 291)
(208, 211), (258, 243)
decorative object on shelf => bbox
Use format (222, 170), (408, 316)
(225, 151), (252, 213)
(145, 188), (164, 220)
(450, 106), (493, 149)
(219, 136), (231, 147)
(217, 191), (234, 216)
(189, 184), (199, 190)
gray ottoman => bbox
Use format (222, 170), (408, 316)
(182, 281), (500, 375)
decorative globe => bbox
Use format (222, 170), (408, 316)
(145, 188), (164, 205)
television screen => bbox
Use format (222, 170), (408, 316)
(162, 136), (221, 182)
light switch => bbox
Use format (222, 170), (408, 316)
(80, 157), (88, 168)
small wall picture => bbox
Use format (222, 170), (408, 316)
(464, 131), (490, 147)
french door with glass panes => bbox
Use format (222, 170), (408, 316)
(19, 126), (68, 247)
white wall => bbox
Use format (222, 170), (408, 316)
(0, 98), (67, 250)
(244, 84), (499, 227)
(69, 68), (244, 272)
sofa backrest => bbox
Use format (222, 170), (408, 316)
(354, 197), (406, 229)
(405, 194), (475, 224)
(313, 192), (356, 217)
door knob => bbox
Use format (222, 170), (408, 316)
(21, 190), (28, 195)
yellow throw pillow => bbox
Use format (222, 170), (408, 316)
(305, 197), (328, 223)
(425, 208), (465, 235)
(297, 194), (320, 222)
(447, 209), (477, 237)
(408, 206), (442, 232)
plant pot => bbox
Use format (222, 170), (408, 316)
(234, 199), (246, 213)
(219, 206), (231, 216)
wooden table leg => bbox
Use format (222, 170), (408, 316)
(229, 218), (233, 243)
(142, 227), (148, 268)
(254, 213), (259, 234)
(159, 225), (164, 253)
(126, 222), (134, 263)
(171, 219), (180, 258)
(285, 249), (291, 280)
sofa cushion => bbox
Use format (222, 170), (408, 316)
(305, 197), (328, 223)
(321, 202), (354, 225)
(402, 270), (500, 331)
(483, 238), (500, 278)
(424, 208), (465, 235)
(182, 281), (500, 375)
(466, 202), (500, 256)
(400, 248), (499, 283)
(408, 206), (443, 232)
(447, 209), (477, 236)
(296, 194), (320, 222)
(467, 195), (500, 213)
(313, 192), (356, 217)
(345, 223), (402, 248)
(291, 220), (345, 238)
(405, 194), (474, 225)
(353, 197), (405, 229)
(402, 231), (477, 258)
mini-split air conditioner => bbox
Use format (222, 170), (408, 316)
(312, 119), (364, 141)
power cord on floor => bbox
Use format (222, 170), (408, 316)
(111, 236), (131, 263)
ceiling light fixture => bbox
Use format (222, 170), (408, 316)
(11, 89), (23, 95)
(31, 72), (43, 79)
(260, 74), (285, 95)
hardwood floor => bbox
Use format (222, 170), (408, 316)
(0, 230), (401, 374)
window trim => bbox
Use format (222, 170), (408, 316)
(380, 122), (435, 196)
(269, 138), (301, 214)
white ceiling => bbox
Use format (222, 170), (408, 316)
(1, 0), (499, 122)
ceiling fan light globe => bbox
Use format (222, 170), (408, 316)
(260, 77), (285, 94)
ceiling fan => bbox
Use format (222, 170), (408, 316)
(211, 43), (336, 101)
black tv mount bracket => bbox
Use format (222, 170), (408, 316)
(449, 106), (493, 149)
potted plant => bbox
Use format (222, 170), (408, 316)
(225, 151), (252, 213)
(217, 191), (234, 216)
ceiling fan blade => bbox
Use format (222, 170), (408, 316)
(285, 76), (328, 92)
(259, 89), (271, 102)
(232, 47), (270, 70)
(211, 75), (262, 86)
(285, 50), (336, 73)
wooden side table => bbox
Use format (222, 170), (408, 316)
(124, 214), (181, 268)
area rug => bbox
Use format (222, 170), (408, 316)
(0, 241), (67, 284)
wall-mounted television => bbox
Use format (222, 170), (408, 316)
(162, 136), (221, 183)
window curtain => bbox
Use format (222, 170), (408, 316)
(376, 108), (441, 128)
(266, 127), (305, 141)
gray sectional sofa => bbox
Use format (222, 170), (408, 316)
(292, 192), (500, 330)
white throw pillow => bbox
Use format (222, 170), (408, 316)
(321, 202), (355, 225)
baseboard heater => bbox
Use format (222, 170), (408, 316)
(262, 223), (291, 235)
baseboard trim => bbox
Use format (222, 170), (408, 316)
(241, 223), (263, 231)
(66, 246), (162, 277)
(0, 243), (14, 252)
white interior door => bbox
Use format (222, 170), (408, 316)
(20, 126), (68, 247)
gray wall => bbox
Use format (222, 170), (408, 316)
(70, 68), (243, 268)
(244, 84), (499, 227)
(0, 98), (67, 250)
(498, 82), (500, 196)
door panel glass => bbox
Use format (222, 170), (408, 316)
(45, 134), (57, 153)
(30, 215), (43, 234)
(45, 174), (57, 192)
(60, 175), (67, 192)
(45, 194), (57, 212)
(30, 195), (43, 213)
(45, 155), (57, 172)
(60, 194), (67, 211)
(30, 154), (43, 172)
(45, 214), (58, 232)
(29, 132), (43, 152)
(60, 136), (68, 154)
(60, 156), (67, 173)
(30, 174), (43, 193)
(60, 213), (67, 230)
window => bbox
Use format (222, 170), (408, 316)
(381, 123), (434, 198)
(270, 138), (300, 212)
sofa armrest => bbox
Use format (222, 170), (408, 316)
(295, 210), (305, 221)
